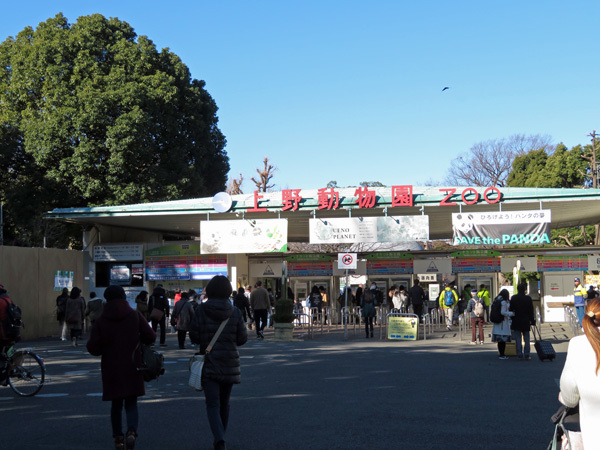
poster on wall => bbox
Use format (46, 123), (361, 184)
(54, 271), (74, 291)
(201, 219), (288, 254)
(309, 216), (429, 244)
(452, 210), (551, 246)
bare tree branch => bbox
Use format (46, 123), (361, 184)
(226, 173), (244, 195)
(251, 157), (276, 192)
(446, 134), (554, 187)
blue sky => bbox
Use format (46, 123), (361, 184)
(3, 1), (600, 192)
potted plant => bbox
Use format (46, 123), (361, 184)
(272, 298), (295, 341)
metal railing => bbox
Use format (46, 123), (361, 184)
(563, 306), (581, 337)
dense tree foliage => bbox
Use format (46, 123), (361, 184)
(0, 14), (228, 247)
(507, 143), (594, 246)
(507, 144), (586, 188)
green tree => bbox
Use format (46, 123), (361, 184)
(507, 143), (590, 246)
(507, 144), (586, 188)
(0, 13), (228, 247)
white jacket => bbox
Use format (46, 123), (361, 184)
(491, 300), (513, 336)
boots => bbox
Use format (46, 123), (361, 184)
(114, 435), (125, 450)
(125, 430), (137, 449)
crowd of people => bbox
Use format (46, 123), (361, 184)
(3, 274), (600, 449)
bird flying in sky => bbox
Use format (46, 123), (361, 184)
(442, 87), (450, 91)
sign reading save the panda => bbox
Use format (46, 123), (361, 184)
(452, 210), (551, 246)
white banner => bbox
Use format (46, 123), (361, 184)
(500, 257), (538, 272)
(309, 216), (429, 244)
(413, 259), (452, 275)
(201, 219), (288, 254)
(94, 244), (143, 261)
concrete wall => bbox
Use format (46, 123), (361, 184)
(0, 246), (84, 340)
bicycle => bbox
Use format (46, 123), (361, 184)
(0, 343), (46, 397)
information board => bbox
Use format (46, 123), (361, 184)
(387, 315), (419, 340)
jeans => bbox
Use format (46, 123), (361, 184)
(364, 316), (374, 336)
(576, 306), (585, 326)
(512, 329), (531, 357)
(254, 309), (268, 336)
(484, 305), (490, 323)
(470, 317), (484, 342)
(111, 396), (138, 437)
(203, 379), (233, 444)
(151, 316), (167, 344)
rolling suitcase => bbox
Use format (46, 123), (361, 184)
(532, 325), (556, 361)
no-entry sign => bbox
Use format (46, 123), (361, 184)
(338, 253), (357, 270)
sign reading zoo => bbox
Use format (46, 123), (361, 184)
(452, 210), (551, 246)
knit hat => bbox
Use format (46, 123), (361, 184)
(205, 275), (233, 299)
(104, 285), (126, 301)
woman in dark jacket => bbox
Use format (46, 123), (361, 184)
(190, 276), (248, 450)
(65, 287), (85, 347)
(87, 285), (156, 450)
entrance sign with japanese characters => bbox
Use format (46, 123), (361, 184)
(201, 219), (288, 254)
(452, 210), (551, 246)
(309, 216), (429, 244)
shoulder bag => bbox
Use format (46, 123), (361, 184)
(188, 318), (228, 391)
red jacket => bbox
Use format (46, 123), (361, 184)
(0, 294), (14, 342)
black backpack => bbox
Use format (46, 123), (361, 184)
(490, 298), (504, 324)
(1, 296), (22, 341)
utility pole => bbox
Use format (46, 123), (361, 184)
(588, 131), (600, 244)
(588, 131), (598, 189)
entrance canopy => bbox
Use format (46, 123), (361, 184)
(47, 186), (600, 242)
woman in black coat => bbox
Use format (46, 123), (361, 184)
(190, 276), (248, 450)
(87, 285), (156, 450)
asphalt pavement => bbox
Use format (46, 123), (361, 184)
(0, 322), (571, 449)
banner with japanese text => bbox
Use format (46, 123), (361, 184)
(309, 216), (429, 244)
(452, 210), (551, 246)
(201, 219), (288, 254)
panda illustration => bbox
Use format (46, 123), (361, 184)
(455, 214), (474, 233)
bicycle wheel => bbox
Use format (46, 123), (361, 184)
(8, 350), (45, 397)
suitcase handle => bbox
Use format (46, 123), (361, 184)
(531, 324), (541, 342)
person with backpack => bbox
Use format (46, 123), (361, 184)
(361, 283), (378, 338)
(466, 288), (486, 344)
(148, 285), (170, 347)
(490, 289), (514, 359)
(0, 283), (21, 347)
(65, 287), (85, 347)
(438, 282), (458, 331)
(477, 284), (491, 322)
(87, 285), (156, 450)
